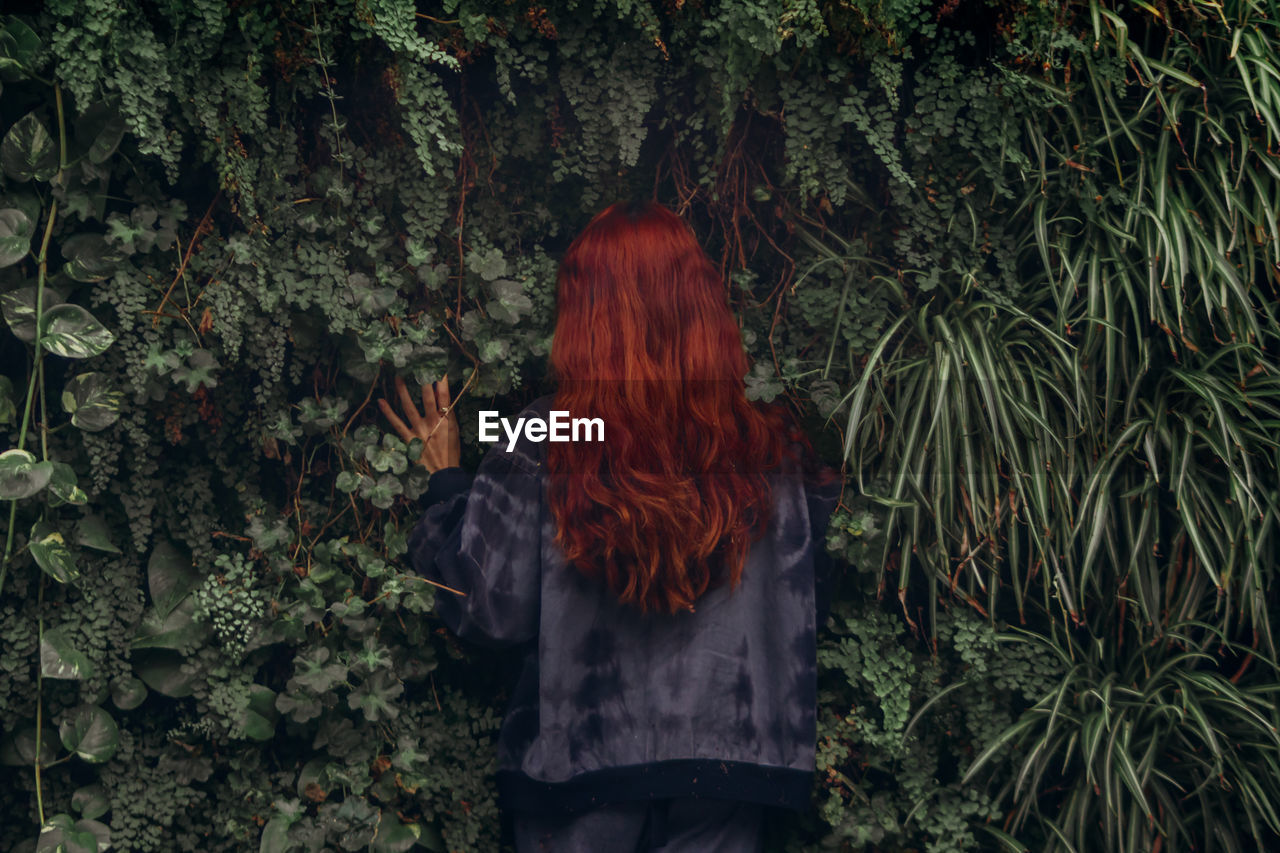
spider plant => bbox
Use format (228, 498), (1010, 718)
(965, 620), (1280, 853)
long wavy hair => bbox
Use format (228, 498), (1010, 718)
(546, 200), (809, 614)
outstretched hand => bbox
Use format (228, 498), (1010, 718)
(377, 374), (461, 473)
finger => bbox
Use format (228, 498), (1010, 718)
(421, 381), (439, 426)
(435, 375), (452, 415)
(395, 375), (425, 427)
(377, 399), (414, 444)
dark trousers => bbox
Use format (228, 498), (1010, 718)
(513, 798), (765, 852)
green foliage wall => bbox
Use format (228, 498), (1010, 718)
(1, 0), (1278, 851)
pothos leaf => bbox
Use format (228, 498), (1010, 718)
(29, 519), (79, 583)
(39, 304), (115, 358)
(0, 15), (42, 75)
(61, 372), (123, 431)
(109, 675), (147, 711)
(132, 649), (195, 698)
(47, 460), (88, 506)
(0, 206), (33, 267)
(1, 111), (59, 183)
(58, 704), (120, 763)
(61, 233), (124, 282)
(36, 813), (98, 853)
(0, 725), (56, 766)
(0, 285), (66, 343)
(73, 513), (121, 554)
(147, 539), (198, 619)
(0, 448), (52, 499)
(41, 626), (94, 680)
(132, 596), (208, 651)
(71, 783), (110, 820)
(71, 101), (126, 165)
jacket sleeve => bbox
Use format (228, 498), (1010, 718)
(405, 445), (543, 647)
(806, 466), (844, 629)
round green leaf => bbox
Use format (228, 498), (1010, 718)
(0, 448), (52, 499)
(75, 819), (110, 853)
(39, 304), (115, 358)
(59, 704), (120, 764)
(71, 783), (110, 820)
(29, 520), (79, 583)
(61, 233), (124, 282)
(61, 372), (122, 431)
(241, 684), (280, 740)
(295, 758), (331, 800)
(0, 206), (33, 267)
(258, 815), (299, 853)
(240, 709), (275, 742)
(109, 675), (146, 711)
(2, 111), (59, 183)
(368, 814), (420, 853)
(41, 626), (94, 680)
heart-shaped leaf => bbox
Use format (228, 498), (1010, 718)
(0, 448), (52, 499)
(36, 814), (99, 853)
(0, 206), (33, 267)
(61, 233), (124, 282)
(240, 709), (275, 742)
(368, 814), (420, 853)
(41, 626), (94, 680)
(62, 372), (122, 431)
(29, 519), (79, 583)
(258, 815), (298, 853)
(0, 724), (56, 766)
(39, 304), (115, 358)
(2, 111), (59, 183)
(59, 704), (120, 763)
(37, 809), (103, 850)
(73, 514), (121, 554)
(71, 101), (125, 165)
(241, 684), (281, 740)
(0, 285), (66, 343)
(108, 675), (146, 711)
(76, 818), (110, 852)
(71, 783), (110, 820)
(132, 596), (208, 651)
(146, 539), (197, 619)
(47, 461), (87, 506)
(0, 15), (42, 75)
(132, 649), (195, 698)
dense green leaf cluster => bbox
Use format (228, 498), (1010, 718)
(2, 0), (1278, 850)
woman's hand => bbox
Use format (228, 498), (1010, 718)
(377, 375), (461, 472)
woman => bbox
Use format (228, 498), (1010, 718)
(378, 200), (843, 851)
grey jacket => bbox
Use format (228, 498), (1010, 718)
(407, 394), (842, 816)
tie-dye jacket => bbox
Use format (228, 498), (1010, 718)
(407, 394), (843, 817)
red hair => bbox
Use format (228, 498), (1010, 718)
(546, 200), (805, 614)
